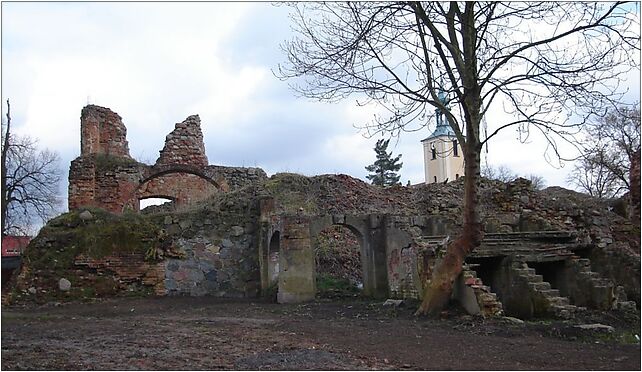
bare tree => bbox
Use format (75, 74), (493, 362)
(2, 100), (62, 236)
(569, 104), (640, 198)
(278, 2), (639, 315)
(481, 165), (517, 183)
(527, 174), (547, 191)
(482, 165), (547, 190)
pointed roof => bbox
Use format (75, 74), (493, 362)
(421, 90), (456, 142)
(421, 122), (456, 142)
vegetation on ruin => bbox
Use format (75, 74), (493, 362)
(316, 274), (360, 298)
(93, 153), (140, 172)
(12, 208), (163, 303)
(263, 172), (319, 214)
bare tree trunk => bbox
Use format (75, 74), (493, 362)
(1, 99), (10, 236)
(415, 124), (483, 316)
(415, 3), (484, 316)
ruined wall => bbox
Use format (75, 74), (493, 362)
(156, 115), (208, 167)
(69, 155), (143, 213)
(80, 105), (131, 157)
(161, 201), (261, 297)
(136, 173), (219, 209)
(69, 105), (267, 213)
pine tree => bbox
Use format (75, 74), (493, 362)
(365, 139), (403, 186)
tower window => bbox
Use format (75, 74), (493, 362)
(453, 140), (459, 157)
(431, 143), (436, 160)
(434, 176), (437, 183)
(456, 174), (459, 180)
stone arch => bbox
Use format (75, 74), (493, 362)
(123, 166), (220, 212)
(141, 164), (220, 188)
(310, 215), (388, 298)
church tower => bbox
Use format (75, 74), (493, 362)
(421, 91), (464, 184)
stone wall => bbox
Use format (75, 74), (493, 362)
(160, 200), (262, 298)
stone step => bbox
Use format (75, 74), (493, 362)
(577, 258), (591, 266)
(513, 268), (536, 276)
(549, 296), (570, 306)
(539, 289), (560, 297)
(550, 304), (577, 319)
(585, 271), (601, 279)
(527, 274), (543, 283)
(528, 281), (551, 291)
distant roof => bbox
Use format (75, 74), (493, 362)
(2, 236), (31, 257)
(421, 123), (457, 142)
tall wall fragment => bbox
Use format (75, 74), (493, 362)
(80, 105), (131, 158)
(156, 115), (208, 166)
(68, 105), (266, 213)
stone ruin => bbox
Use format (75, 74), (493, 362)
(68, 105), (266, 213)
(14, 105), (640, 320)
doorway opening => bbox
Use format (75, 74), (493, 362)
(314, 225), (363, 298)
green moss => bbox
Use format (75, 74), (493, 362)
(316, 274), (360, 298)
(24, 209), (164, 281)
(93, 154), (140, 171)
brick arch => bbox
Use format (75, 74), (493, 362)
(141, 164), (220, 188)
(123, 167), (220, 212)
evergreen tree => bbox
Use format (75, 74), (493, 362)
(365, 139), (402, 186)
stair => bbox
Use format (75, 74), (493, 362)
(510, 261), (578, 319)
(459, 264), (504, 317)
(566, 256), (617, 310)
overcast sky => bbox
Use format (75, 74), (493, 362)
(2, 2), (640, 211)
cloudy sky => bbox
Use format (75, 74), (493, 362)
(2, 2), (640, 211)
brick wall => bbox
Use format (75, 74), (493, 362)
(69, 105), (267, 213)
(75, 253), (166, 295)
(156, 115), (208, 167)
(80, 105), (131, 157)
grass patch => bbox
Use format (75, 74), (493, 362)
(316, 274), (360, 298)
(93, 154), (140, 171)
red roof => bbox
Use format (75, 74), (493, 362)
(2, 236), (31, 257)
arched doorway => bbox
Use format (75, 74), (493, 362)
(314, 224), (363, 298)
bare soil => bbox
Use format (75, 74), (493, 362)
(1, 297), (640, 370)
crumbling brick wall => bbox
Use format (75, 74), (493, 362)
(80, 105), (131, 158)
(68, 105), (267, 213)
(156, 115), (208, 167)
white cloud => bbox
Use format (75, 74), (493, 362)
(2, 1), (639, 210)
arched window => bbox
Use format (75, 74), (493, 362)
(431, 143), (436, 160)
(434, 176), (437, 183)
(453, 140), (459, 157)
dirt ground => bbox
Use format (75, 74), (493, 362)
(1, 296), (640, 370)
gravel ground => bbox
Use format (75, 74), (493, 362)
(1, 296), (640, 370)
